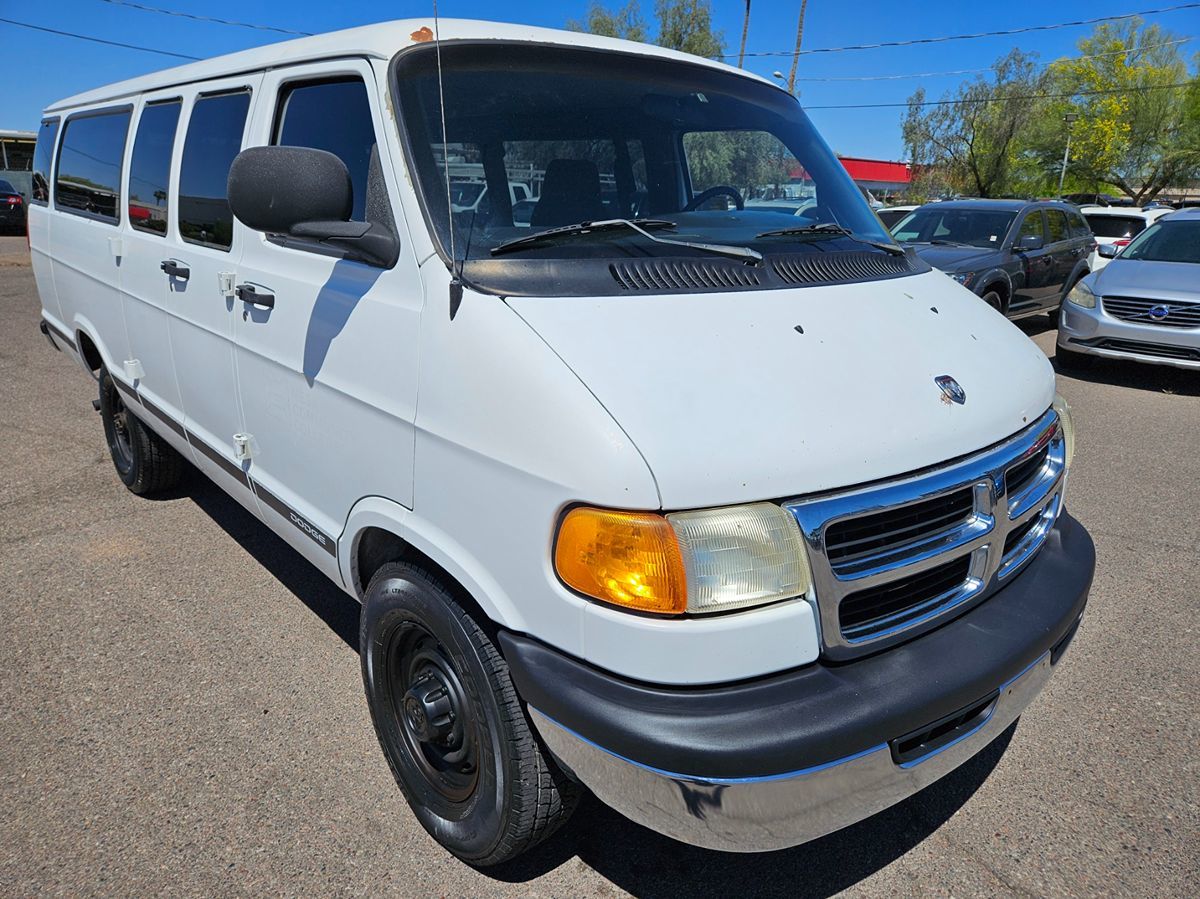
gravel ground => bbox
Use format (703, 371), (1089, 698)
(1, 234), (1197, 897)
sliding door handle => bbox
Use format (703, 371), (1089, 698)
(235, 284), (275, 309)
(160, 260), (190, 280)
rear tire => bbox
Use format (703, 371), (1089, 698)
(360, 562), (579, 866)
(98, 367), (184, 495)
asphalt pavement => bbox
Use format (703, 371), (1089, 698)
(1, 235), (1197, 897)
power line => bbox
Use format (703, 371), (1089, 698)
(728, 3), (1200, 57)
(0, 16), (201, 59)
(97, 0), (311, 37)
(794, 36), (1193, 81)
(806, 81), (1194, 109)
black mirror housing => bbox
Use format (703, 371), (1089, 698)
(1015, 234), (1044, 251)
(229, 146), (352, 233)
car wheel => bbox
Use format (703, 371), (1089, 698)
(360, 562), (579, 866)
(981, 290), (1004, 313)
(98, 367), (184, 495)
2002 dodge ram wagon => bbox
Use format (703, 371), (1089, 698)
(30, 19), (1094, 866)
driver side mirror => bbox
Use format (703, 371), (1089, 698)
(1014, 234), (1044, 251)
(1097, 243), (1119, 259)
(228, 146), (398, 268)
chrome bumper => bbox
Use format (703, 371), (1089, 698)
(530, 650), (1056, 853)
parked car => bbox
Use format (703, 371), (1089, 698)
(0, 178), (25, 234)
(1058, 207), (1200, 370)
(891, 199), (1094, 319)
(29, 20), (1093, 866)
(877, 204), (917, 229)
(1079, 204), (1173, 271)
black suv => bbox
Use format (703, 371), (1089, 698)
(890, 199), (1094, 319)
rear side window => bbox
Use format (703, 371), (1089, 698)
(178, 91), (250, 250)
(274, 78), (375, 221)
(128, 100), (180, 236)
(55, 108), (132, 223)
(1068, 210), (1090, 239)
(1046, 209), (1068, 243)
(1083, 215), (1146, 240)
(31, 119), (59, 205)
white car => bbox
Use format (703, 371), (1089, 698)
(1079, 204), (1173, 271)
(29, 19), (1093, 866)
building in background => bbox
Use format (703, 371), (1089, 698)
(1, 130), (36, 200)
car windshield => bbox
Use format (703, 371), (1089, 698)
(393, 42), (894, 294)
(1084, 215), (1146, 240)
(892, 208), (1017, 248)
(1120, 220), (1200, 264)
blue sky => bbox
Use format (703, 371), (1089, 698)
(2, 1), (1197, 159)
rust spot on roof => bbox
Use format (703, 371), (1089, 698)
(410, 26), (434, 43)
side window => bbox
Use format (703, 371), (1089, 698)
(178, 90), (250, 251)
(1016, 212), (1044, 244)
(1046, 209), (1068, 243)
(273, 78), (377, 222)
(31, 119), (59, 205)
(128, 100), (181, 236)
(1071, 211), (1091, 239)
(55, 108), (132, 223)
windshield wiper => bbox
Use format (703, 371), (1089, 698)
(491, 218), (763, 263)
(756, 222), (906, 257)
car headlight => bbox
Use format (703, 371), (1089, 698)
(950, 271), (975, 287)
(554, 503), (812, 615)
(1066, 281), (1096, 309)
(1052, 393), (1076, 470)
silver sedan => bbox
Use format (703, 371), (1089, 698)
(1057, 207), (1200, 371)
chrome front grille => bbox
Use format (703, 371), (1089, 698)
(785, 410), (1066, 660)
(1103, 296), (1200, 329)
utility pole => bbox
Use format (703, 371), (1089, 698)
(738, 1), (751, 68)
(787, 0), (809, 94)
(1057, 112), (1078, 196)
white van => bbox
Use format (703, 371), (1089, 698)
(30, 20), (1093, 865)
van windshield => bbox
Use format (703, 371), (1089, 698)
(393, 42), (898, 295)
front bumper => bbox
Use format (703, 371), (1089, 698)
(503, 512), (1093, 852)
(1058, 299), (1200, 370)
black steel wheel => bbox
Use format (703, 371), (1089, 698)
(981, 290), (1005, 314)
(360, 562), (579, 865)
(98, 367), (184, 495)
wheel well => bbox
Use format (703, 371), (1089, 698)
(353, 526), (494, 630)
(76, 331), (102, 374)
(982, 280), (1009, 309)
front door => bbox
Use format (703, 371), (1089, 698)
(230, 61), (423, 577)
(1009, 210), (1054, 314)
(164, 75), (262, 496)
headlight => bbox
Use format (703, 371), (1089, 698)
(1052, 393), (1076, 469)
(1066, 281), (1096, 308)
(555, 503), (812, 615)
(950, 271), (975, 287)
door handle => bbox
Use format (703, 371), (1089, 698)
(160, 260), (190, 280)
(235, 284), (275, 309)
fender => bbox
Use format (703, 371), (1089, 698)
(976, 267), (1013, 303)
(1064, 261), (1090, 292)
(71, 313), (112, 379)
(339, 495), (526, 631)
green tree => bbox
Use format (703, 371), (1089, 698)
(654, 0), (723, 58)
(1041, 20), (1200, 202)
(567, 1), (648, 42)
(902, 50), (1047, 198)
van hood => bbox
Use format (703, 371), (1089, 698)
(507, 270), (1054, 509)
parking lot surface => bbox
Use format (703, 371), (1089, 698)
(1, 234), (1197, 897)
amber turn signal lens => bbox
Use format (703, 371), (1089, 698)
(555, 507), (687, 614)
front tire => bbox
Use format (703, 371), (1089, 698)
(981, 290), (1005, 314)
(98, 367), (183, 495)
(360, 562), (578, 866)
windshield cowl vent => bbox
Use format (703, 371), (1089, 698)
(773, 251), (913, 285)
(610, 260), (762, 292)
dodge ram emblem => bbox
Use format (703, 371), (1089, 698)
(935, 375), (967, 405)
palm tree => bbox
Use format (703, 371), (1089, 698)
(738, 1), (751, 68)
(787, 0), (809, 94)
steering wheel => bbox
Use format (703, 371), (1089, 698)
(684, 185), (745, 212)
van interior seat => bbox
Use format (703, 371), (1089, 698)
(530, 159), (605, 227)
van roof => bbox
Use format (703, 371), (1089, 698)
(45, 18), (771, 114)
